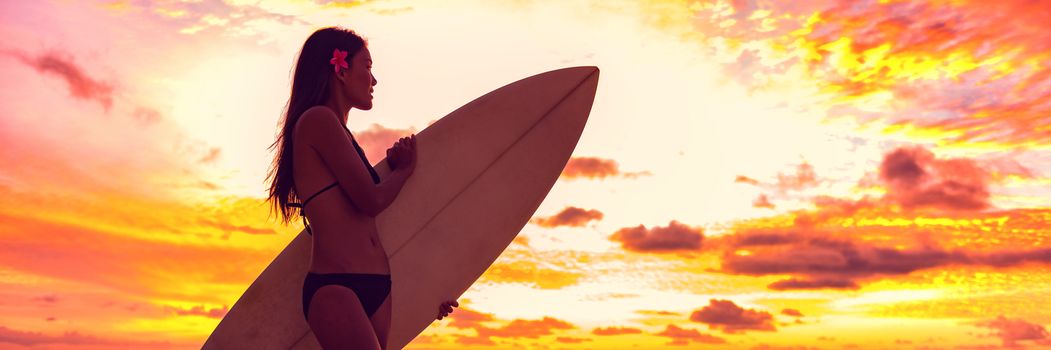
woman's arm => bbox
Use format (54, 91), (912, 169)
(298, 107), (412, 216)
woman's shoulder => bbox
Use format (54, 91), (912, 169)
(295, 105), (340, 135)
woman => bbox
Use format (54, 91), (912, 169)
(265, 26), (458, 350)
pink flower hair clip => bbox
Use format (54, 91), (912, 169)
(330, 48), (349, 73)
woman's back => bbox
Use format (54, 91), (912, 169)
(292, 105), (391, 275)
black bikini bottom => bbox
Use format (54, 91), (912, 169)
(302, 272), (392, 321)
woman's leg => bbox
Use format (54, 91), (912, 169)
(369, 294), (393, 350)
(307, 285), (381, 350)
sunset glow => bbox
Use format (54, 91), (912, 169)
(1, 0), (1050, 349)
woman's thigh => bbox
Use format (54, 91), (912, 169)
(307, 285), (381, 350)
(369, 294), (392, 349)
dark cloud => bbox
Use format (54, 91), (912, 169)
(689, 299), (777, 334)
(610, 221), (703, 253)
(718, 229), (1051, 290)
(654, 324), (726, 346)
(781, 309), (804, 317)
(561, 157), (649, 180)
(4, 49), (114, 111)
(531, 206), (604, 228)
(974, 315), (1051, 347)
(592, 326), (643, 335)
(767, 278), (860, 291)
(879, 146), (990, 211)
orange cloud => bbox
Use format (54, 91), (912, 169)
(592, 326), (643, 336)
(689, 299), (777, 334)
(654, 324), (726, 346)
(531, 206), (604, 228)
(0, 325), (183, 348)
(480, 258), (583, 290)
(0, 212), (273, 301)
(561, 157), (650, 180)
(555, 336), (591, 343)
(449, 311), (577, 346)
(610, 221), (703, 253)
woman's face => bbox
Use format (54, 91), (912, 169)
(342, 46), (377, 110)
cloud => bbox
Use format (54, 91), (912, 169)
(689, 299), (777, 334)
(480, 258), (583, 289)
(165, 304), (229, 319)
(101, 0), (308, 39)
(735, 175), (760, 185)
(767, 278), (860, 291)
(776, 162), (818, 192)
(447, 307), (496, 330)
(198, 147), (222, 164)
(973, 315), (1051, 347)
(3, 49), (114, 111)
(31, 295), (59, 304)
(555, 336), (591, 343)
(697, 0), (1051, 146)
(453, 316), (576, 345)
(0, 325), (178, 347)
(753, 194), (775, 209)
(0, 212), (274, 301)
(531, 206), (604, 228)
(351, 123), (417, 165)
(879, 146), (990, 211)
(717, 227), (1051, 290)
(561, 157), (650, 180)
(198, 219), (278, 236)
(654, 324), (726, 346)
(781, 309), (804, 317)
(610, 221), (703, 253)
(592, 326), (643, 336)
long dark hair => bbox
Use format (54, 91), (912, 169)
(266, 26), (368, 225)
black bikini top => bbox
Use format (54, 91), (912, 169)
(290, 126), (380, 235)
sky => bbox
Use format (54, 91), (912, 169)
(1, 0), (1050, 349)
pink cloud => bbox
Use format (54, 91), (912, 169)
(974, 315), (1050, 347)
(3, 49), (114, 111)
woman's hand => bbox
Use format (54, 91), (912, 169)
(436, 299), (458, 320)
(386, 134), (417, 173)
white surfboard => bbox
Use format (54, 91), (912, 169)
(202, 66), (599, 349)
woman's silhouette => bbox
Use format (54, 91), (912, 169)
(265, 26), (457, 350)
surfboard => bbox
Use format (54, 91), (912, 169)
(202, 66), (599, 349)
